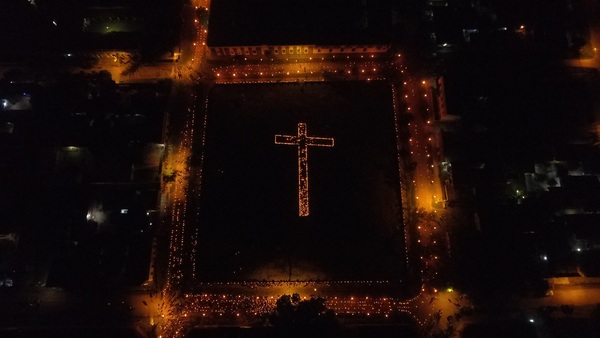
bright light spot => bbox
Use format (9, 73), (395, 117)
(542, 255), (548, 261)
(577, 248), (581, 252)
(121, 209), (128, 214)
(529, 319), (534, 323)
(52, 20), (57, 26)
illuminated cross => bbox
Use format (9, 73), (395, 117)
(275, 123), (334, 216)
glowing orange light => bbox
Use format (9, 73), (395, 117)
(275, 123), (334, 216)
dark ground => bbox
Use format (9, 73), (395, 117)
(196, 81), (405, 282)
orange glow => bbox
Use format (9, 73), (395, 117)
(275, 123), (334, 216)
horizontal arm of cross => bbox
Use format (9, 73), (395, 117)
(274, 135), (298, 145)
(306, 136), (334, 147)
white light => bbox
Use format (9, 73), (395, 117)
(529, 319), (534, 323)
(542, 255), (548, 261)
(121, 209), (128, 214)
(52, 20), (57, 26)
(576, 248), (581, 252)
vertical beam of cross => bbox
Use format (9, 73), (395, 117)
(275, 123), (334, 216)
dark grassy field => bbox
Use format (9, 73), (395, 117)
(197, 81), (404, 282)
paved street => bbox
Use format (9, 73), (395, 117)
(520, 284), (600, 317)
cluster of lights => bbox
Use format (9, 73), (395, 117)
(190, 96), (210, 279)
(165, 0), (211, 289)
(160, 2), (212, 335)
(214, 79), (327, 85)
(211, 60), (390, 84)
(275, 123), (334, 216)
(393, 56), (468, 329)
(195, 280), (392, 287)
(390, 82), (412, 270)
(161, 293), (424, 325)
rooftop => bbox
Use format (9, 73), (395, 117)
(207, 0), (392, 47)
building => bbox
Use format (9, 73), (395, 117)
(206, 0), (393, 60)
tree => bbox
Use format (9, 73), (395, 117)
(560, 304), (574, 316)
(270, 294), (337, 335)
